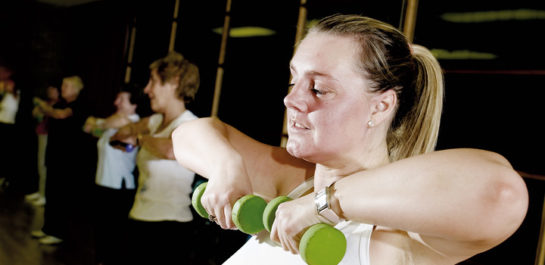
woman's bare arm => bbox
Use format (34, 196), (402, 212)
(332, 148), (528, 259)
(172, 117), (314, 229)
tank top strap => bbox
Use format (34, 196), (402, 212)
(287, 177), (314, 199)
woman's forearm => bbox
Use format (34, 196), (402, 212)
(40, 104), (72, 119)
(101, 113), (131, 129)
(140, 136), (175, 160)
(172, 117), (313, 198)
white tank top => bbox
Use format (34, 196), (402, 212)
(222, 178), (374, 265)
(0, 92), (19, 124)
(129, 111), (198, 222)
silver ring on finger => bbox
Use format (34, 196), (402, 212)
(208, 215), (217, 222)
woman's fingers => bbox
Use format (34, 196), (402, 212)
(224, 205), (237, 230)
(202, 187), (239, 230)
(269, 195), (321, 254)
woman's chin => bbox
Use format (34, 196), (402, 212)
(286, 140), (312, 161)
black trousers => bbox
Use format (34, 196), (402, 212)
(42, 163), (72, 239)
(93, 184), (135, 265)
(0, 123), (17, 184)
(126, 219), (199, 265)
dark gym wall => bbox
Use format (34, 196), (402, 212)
(416, 0), (545, 175)
(415, 1), (545, 264)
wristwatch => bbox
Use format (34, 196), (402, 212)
(315, 183), (343, 225)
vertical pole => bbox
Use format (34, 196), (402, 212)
(402, 0), (418, 43)
(536, 194), (545, 265)
(124, 18), (137, 84)
(169, 0), (181, 51)
(211, 0), (232, 117)
(280, 0), (307, 147)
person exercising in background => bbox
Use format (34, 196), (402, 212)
(171, 14), (528, 265)
(110, 52), (204, 264)
(83, 84), (141, 265)
(0, 65), (19, 190)
(31, 75), (88, 245)
(25, 85), (60, 206)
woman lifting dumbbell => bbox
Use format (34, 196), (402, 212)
(172, 14), (528, 265)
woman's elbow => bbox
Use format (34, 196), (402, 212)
(483, 168), (529, 246)
(501, 169), (528, 229)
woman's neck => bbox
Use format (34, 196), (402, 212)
(161, 101), (186, 127)
(65, 95), (77, 103)
(116, 108), (136, 117)
(313, 141), (390, 190)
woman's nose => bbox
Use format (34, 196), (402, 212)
(143, 83), (151, 94)
(283, 84), (309, 113)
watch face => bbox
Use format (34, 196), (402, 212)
(316, 190), (328, 211)
(315, 186), (342, 224)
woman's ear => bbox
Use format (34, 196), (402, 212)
(370, 89), (397, 126)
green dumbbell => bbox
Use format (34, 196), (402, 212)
(263, 196), (347, 265)
(191, 182), (267, 234)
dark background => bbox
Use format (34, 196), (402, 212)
(1, 0), (544, 264)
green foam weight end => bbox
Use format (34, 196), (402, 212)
(191, 182), (209, 218)
(262, 196), (292, 232)
(300, 223), (346, 265)
(232, 195), (267, 234)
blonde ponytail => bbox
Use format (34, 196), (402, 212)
(388, 45), (444, 161)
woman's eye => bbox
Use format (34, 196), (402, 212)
(311, 87), (325, 95)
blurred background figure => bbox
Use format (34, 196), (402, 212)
(83, 84), (141, 265)
(25, 84), (60, 206)
(31, 75), (88, 245)
(110, 51), (204, 264)
(0, 65), (20, 191)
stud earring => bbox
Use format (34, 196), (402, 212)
(367, 120), (374, 127)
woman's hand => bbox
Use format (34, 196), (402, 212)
(83, 116), (96, 133)
(270, 192), (322, 254)
(33, 97), (46, 107)
(200, 157), (253, 230)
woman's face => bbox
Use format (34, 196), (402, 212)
(114, 91), (136, 115)
(61, 80), (80, 101)
(47, 86), (59, 101)
(284, 32), (375, 164)
(143, 69), (176, 113)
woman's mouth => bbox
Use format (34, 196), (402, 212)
(290, 117), (310, 130)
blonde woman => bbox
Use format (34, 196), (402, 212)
(171, 14), (528, 265)
(31, 75), (87, 245)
